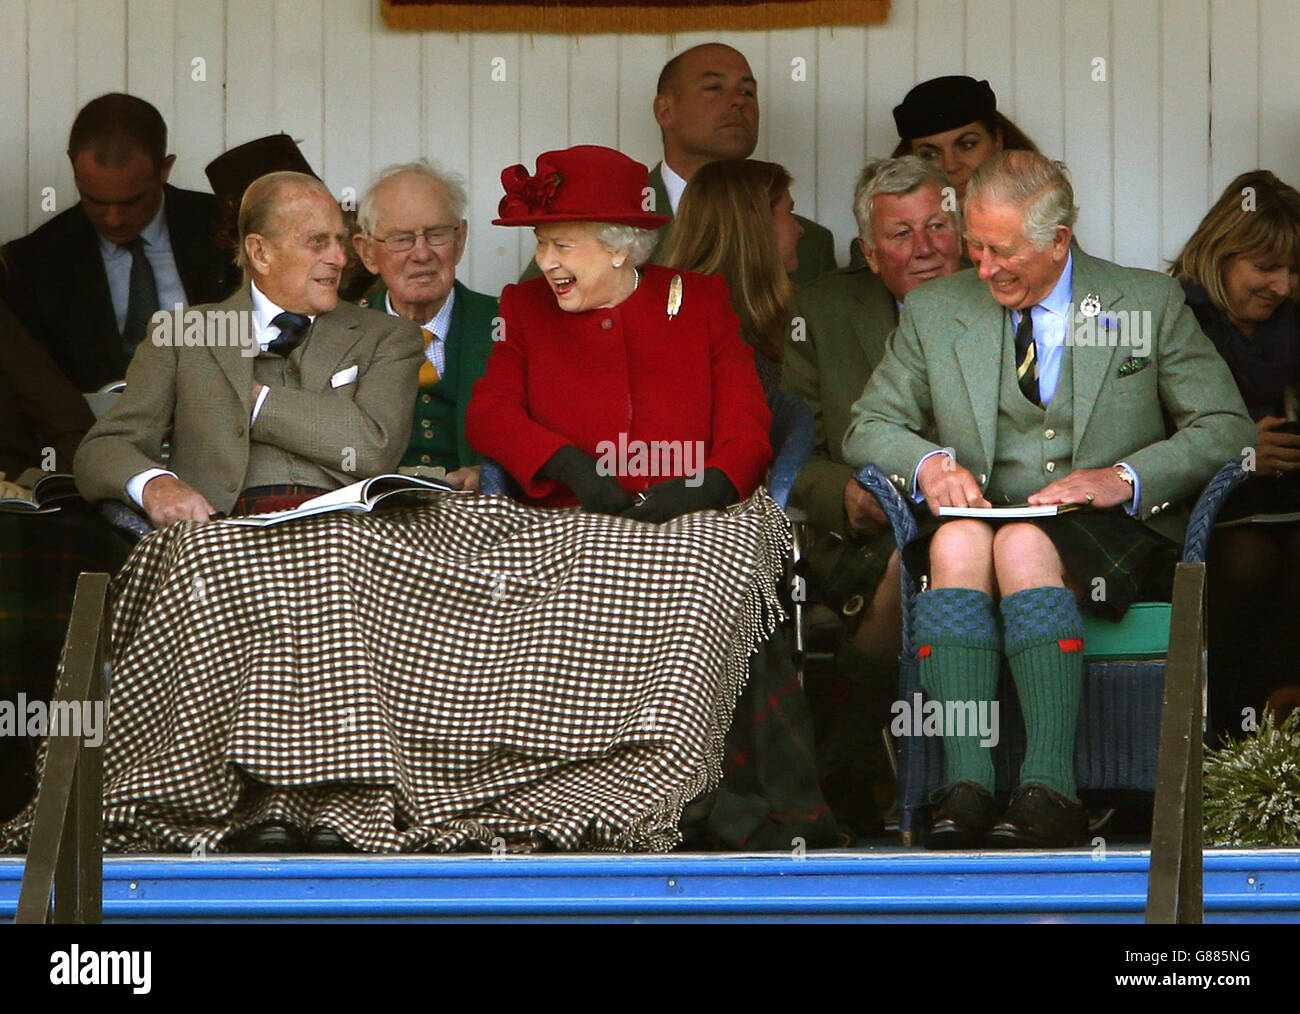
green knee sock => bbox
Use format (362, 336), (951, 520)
(1001, 586), (1085, 801)
(914, 588), (1001, 792)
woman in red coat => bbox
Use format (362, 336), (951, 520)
(467, 145), (772, 521)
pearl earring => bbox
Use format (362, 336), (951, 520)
(613, 260), (624, 269)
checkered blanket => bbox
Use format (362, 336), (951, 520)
(82, 491), (788, 853)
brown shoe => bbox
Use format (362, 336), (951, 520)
(925, 781), (999, 850)
(989, 784), (1088, 848)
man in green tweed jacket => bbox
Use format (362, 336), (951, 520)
(843, 151), (1254, 848)
(354, 161), (498, 490)
(783, 157), (963, 833)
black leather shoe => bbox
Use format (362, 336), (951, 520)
(242, 821), (304, 852)
(925, 781), (999, 850)
(989, 783), (1089, 848)
(307, 825), (356, 853)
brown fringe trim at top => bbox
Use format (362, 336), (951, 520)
(381, 0), (890, 35)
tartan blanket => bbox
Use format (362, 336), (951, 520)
(27, 491), (790, 854)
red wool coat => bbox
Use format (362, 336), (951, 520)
(466, 265), (772, 506)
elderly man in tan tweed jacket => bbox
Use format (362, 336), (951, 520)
(76, 172), (423, 528)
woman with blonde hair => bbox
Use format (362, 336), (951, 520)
(1171, 169), (1300, 735)
(662, 158), (803, 400)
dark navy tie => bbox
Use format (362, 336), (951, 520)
(120, 236), (160, 353)
(268, 311), (311, 356)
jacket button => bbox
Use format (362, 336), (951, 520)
(1044, 428), (1056, 440)
(420, 454), (431, 464)
(600, 318), (613, 330)
(1151, 505), (1161, 514)
(1045, 461), (1056, 473)
(978, 473), (987, 484)
(842, 594), (865, 617)
(421, 393), (432, 404)
(423, 430), (434, 440)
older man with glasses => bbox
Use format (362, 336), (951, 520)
(354, 160), (498, 491)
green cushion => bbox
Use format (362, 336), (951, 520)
(1081, 602), (1171, 660)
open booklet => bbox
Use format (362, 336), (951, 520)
(221, 473), (466, 528)
(0, 471), (81, 515)
(936, 502), (1086, 519)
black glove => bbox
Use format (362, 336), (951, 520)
(619, 468), (738, 523)
(538, 445), (632, 514)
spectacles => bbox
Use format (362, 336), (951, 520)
(371, 226), (459, 252)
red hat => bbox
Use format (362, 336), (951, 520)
(493, 145), (671, 229)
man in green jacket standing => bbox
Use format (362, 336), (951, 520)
(354, 161), (498, 490)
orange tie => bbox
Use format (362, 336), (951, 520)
(419, 328), (440, 387)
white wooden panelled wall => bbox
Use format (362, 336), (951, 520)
(2, 0), (1298, 298)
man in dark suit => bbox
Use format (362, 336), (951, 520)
(2, 93), (238, 392)
(76, 171), (422, 531)
(650, 43), (837, 287)
(353, 161), (498, 491)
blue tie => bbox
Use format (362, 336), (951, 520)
(268, 312), (310, 356)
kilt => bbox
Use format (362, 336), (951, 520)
(903, 508), (1179, 619)
(2, 490), (798, 853)
(0, 505), (130, 818)
(231, 484), (329, 517)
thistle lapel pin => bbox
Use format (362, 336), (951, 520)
(1079, 293), (1101, 317)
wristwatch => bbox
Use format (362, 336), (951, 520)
(1114, 466), (1135, 489)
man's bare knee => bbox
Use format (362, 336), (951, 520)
(993, 523), (1065, 593)
(929, 520), (994, 591)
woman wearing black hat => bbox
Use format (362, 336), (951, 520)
(891, 76), (1039, 201)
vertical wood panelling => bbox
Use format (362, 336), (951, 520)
(767, 27), (819, 249)
(271, 0), (323, 174)
(1062, 0), (1112, 259)
(964, 0), (1013, 123)
(172, 3), (225, 191)
(27, 1), (78, 229)
(125, 0), (175, 128)
(568, 35), (620, 147)
(914, 0), (966, 82)
(321, 0), (372, 202)
(616, 34), (673, 170)
(1159, 0), (1210, 263)
(1209, 0), (1258, 197)
(815, 26), (868, 252)
(1112, 0), (1161, 271)
(76, 0), (127, 106)
(0, 0), (28, 237)
(1011, 0), (1065, 161)
(470, 33), (522, 294)
(224, 0), (275, 144)
(1258, 0), (1300, 186)
(864, 0), (915, 160)
(0, 0), (1286, 280)
(368, 6), (421, 181)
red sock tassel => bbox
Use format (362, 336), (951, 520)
(1057, 638), (1085, 653)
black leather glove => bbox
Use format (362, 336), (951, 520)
(619, 468), (738, 523)
(538, 445), (633, 514)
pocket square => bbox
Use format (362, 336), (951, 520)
(330, 365), (359, 388)
(1117, 356), (1149, 378)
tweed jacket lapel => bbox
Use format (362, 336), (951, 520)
(210, 285), (255, 417)
(953, 288), (1006, 475)
(297, 306), (363, 392)
(1068, 251), (1126, 448)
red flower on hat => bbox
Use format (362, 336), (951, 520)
(498, 165), (563, 219)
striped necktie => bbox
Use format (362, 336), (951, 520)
(1014, 306), (1042, 407)
(419, 328), (440, 387)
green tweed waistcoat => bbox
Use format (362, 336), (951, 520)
(985, 312), (1075, 506)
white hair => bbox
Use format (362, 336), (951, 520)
(357, 158), (469, 235)
(853, 156), (959, 250)
(589, 223), (658, 267)
(965, 152), (1078, 250)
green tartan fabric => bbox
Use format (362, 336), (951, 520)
(0, 506), (129, 819)
(679, 620), (844, 850)
(905, 509), (1178, 620)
